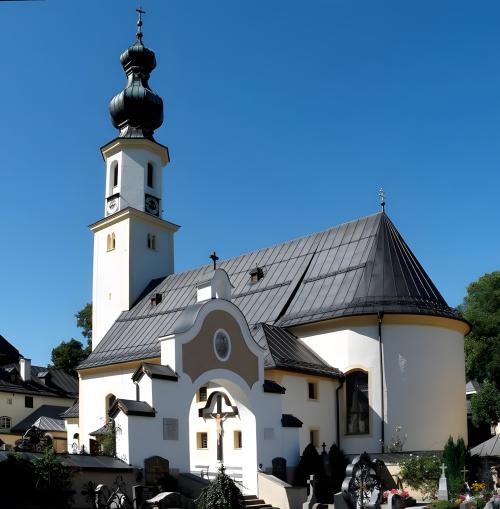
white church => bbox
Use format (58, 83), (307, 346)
(67, 14), (470, 495)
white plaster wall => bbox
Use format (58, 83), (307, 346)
(65, 419), (80, 453)
(297, 322), (467, 453)
(79, 369), (136, 451)
(275, 373), (338, 455)
(130, 219), (174, 301)
(92, 219), (131, 348)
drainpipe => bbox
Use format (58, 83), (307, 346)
(336, 375), (345, 448)
(378, 312), (385, 454)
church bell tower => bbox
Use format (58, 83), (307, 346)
(91, 11), (179, 349)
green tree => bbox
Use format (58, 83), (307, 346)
(50, 339), (89, 376)
(442, 436), (466, 500)
(470, 380), (500, 427)
(75, 302), (92, 345)
(459, 271), (500, 425)
(50, 303), (92, 375)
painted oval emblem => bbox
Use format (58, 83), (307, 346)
(213, 329), (231, 361)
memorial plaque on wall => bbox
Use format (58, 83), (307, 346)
(163, 418), (179, 440)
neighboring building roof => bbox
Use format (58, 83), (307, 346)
(32, 416), (66, 433)
(0, 363), (78, 399)
(108, 399), (156, 418)
(466, 380), (482, 395)
(81, 212), (463, 369)
(254, 323), (343, 379)
(0, 335), (20, 365)
(61, 401), (79, 419)
(10, 405), (70, 433)
(470, 434), (500, 457)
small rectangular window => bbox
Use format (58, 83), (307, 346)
(197, 432), (208, 449)
(308, 382), (318, 400)
(113, 165), (119, 187)
(25, 396), (33, 408)
(234, 430), (242, 449)
(198, 386), (208, 402)
(7, 398), (12, 405)
(309, 428), (319, 447)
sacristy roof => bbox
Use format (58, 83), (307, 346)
(81, 212), (463, 369)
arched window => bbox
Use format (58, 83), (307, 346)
(147, 234), (156, 250)
(105, 394), (116, 421)
(0, 416), (11, 429)
(112, 162), (119, 188)
(345, 370), (369, 434)
(107, 233), (116, 251)
(147, 162), (154, 188)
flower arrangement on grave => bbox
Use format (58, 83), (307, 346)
(383, 489), (411, 501)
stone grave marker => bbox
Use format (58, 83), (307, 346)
(272, 457), (287, 482)
(144, 455), (170, 487)
(438, 464), (448, 501)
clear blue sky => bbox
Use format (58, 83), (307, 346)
(1, 0), (499, 366)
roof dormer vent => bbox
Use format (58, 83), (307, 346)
(249, 267), (264, 283)
(151, 293), (162, 306)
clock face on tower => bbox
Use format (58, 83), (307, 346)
(106, 195), (119, 215)
(145, 194), (160, 216)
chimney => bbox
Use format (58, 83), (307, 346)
(20, 358), (31, 382)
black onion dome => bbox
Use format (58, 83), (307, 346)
(109, 35), (164, 139)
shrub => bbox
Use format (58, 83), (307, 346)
(328, 443), (349, 493)
(398, 454), (441, 500)
(429, 500), (459, 509)
(196, 465), (243, 509)
(442, 436), (466, 500)
(294, 443), (323, 486)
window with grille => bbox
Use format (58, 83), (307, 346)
(346, 370), (369, 434)
(0, 416), (11, 429)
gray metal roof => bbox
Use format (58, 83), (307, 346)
(109, 399), (155, 418)
(254, 323), (342, 378)
(132, 363), (177, 382)
(81, 212), (463, 369)
(10, 405), (70, 433)
(61, 401), (79, 418)
(32, 416), (66, 432)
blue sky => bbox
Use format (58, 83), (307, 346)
(0, 0), (499, 366)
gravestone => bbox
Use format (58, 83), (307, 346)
(144, 456), (170, 486)
(438, 464), (448, 501)
(341, 452), (383, 509)
(272, 457), (287, 482)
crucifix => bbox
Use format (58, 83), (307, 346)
(210, 251), (219, 270)
(440, 463), (447, 477)
(200, 392), (238, 463)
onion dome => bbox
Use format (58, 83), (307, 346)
(109, 11), (163, 139)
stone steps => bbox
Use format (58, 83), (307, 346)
(242, 494), (273, 509)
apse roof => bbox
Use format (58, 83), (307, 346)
(80, 212), (462, 369)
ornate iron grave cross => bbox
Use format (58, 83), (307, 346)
(199, 391), (238, 462)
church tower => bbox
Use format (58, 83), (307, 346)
(91, 12), (179, 349)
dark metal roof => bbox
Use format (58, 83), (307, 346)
(0, 364), (78, 399)
(263, 379), (286, 394)
(132, 363), (177, 382)
(281, 414), (303, 428)
(108, 399), (156, 418)
(10, 405), (70, 433)
(81, 212), (463, 369)
(0, 335), (20, 365)
(254, 323), (343, 379)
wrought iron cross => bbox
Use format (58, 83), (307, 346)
(379, 187), (386, 212)
(136, 7), (145, 42)
(210, 251), (219, 270)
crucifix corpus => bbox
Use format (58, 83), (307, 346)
(200, 392), (238, 462)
